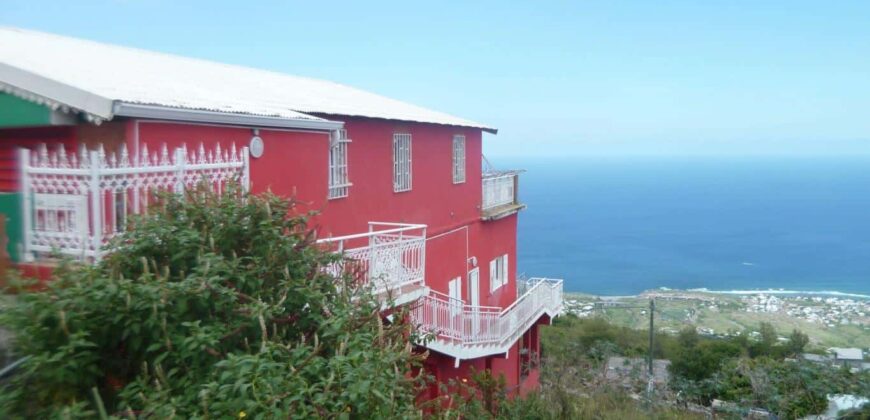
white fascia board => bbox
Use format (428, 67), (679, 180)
(113, 103), (344, 131)
(0, 62), (114, 119)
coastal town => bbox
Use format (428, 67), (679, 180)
(562, 289), (870, 349)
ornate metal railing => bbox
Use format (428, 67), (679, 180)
(413, 277), (563, 348)
(482, 171), (521, 211)
(20, 143), (249, 261)
(317, 222), (427, 292)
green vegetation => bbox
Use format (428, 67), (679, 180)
(435, 367), (702, 420)
(0, 187), (424, 418)
(533, 316), (870, 419)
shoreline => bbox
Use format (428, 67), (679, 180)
(564, 288), (870, 300)
(561, 287), (870, 348)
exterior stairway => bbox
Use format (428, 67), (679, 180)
(411, 277), (563, 364)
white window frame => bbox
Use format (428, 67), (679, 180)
(328, 129), (352, 199)
(452, 135), (466, 184)
(489, 254), (508, 293)
(393, 133), (412, 192)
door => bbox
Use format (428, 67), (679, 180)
(448, 277), (462, 336)
(468, 268), (480, 306)
(468, 268), (481, 335)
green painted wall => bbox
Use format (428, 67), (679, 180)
(0, 193), (22, 261)
(0, 93), (52, 128)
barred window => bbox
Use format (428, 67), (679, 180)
(393, 133), (412, 192)
(452, 135), (466, 184)
(328, 129), (351, 199)
(489, 254), (508, 292)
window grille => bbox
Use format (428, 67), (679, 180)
(452, 135), (466, 184)
(393, 133), (412, 192)
(328, 129), (351, 199)
(489, 254), (508, 292)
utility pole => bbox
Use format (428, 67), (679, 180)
(591, 298), (658, 402)
(648, 298), (655, 378)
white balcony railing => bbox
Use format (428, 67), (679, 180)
(482, 171), (520, 212)
(412, 277), (563, 355)
(20, 143), (249, 261)
(317, 222), (427, 293)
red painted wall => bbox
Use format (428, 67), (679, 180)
(0, 126), (76, 191)
(133, 121), (329, 208)
(315, 117), (482, 238)
(133, 117), (522, 328)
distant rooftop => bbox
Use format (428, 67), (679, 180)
(831, 347), (864, 360)
(0, 27), (495, 132)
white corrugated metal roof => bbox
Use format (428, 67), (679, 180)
(832, 347), (864, 360)
(0, 27), (495, 132)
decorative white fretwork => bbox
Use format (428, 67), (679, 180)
(317, 222), (427, 293)
(20, 142), (250, 260)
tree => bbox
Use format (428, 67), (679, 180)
(0, 187), (426, 419)
(749, 322), (778, 357)
(786, 329), (809, 356)
(759, 322), (777, 349)
(677, 326), (699, 349)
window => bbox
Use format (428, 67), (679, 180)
(328, 129), (351, 199)
(452, 135), (466, 183)
(393, 133), (412, 192)
(489, 254), (508, 292)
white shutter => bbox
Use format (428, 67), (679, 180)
(490, 259), (497, 293)
(328, 129), (350, 199)
(504, 254), (509, 286)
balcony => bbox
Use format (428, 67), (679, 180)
(317, 222), (428, 306)
(481, 170), (525, 220)
(20, 143), (250, 261)
(411, 277), (563, 363)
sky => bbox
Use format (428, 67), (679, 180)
(3, 1), (870, 158)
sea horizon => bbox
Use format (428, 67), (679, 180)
(508, 154), (870, 297)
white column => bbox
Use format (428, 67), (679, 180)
(18, 148), (33, 262)
(89, 151), (103, 261)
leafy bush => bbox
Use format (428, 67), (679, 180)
(707, 358), (869, 419)
(0, 187), (426, 419)
(669, 327), (742, 382)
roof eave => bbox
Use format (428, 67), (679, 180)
(113, 102), (344, 131)
(0, 62), (113, 123)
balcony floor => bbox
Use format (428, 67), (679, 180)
(481, 203), (526, 221)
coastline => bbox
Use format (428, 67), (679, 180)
(561, 288), (870, 348)
(567, 287), (870, 300)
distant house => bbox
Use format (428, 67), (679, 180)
(830, 348), (864, 369)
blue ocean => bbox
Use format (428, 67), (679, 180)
(512, 156), (870, 296)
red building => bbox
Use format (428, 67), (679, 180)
(0, 27), (563, 395)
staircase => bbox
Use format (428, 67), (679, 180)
(411, 277), (563, 363)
